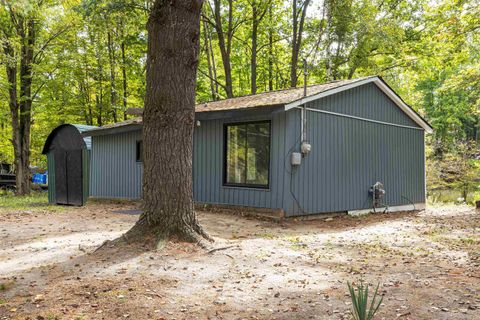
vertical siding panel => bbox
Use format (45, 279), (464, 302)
(89, 82), (425, 216)
(89, 130), (143, 199)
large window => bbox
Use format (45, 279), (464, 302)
(224, 121), (270, 188)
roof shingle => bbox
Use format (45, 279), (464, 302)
(195, 77), (373, 112)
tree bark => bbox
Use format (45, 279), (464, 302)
(3, 13), (35, 195)
(121, 0), (211, 247)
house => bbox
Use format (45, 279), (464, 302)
(42, 124), (96, 205)
(82, 76), (432, 217)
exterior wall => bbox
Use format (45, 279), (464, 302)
(87, 82), (426, 216)
(89, 130), (143, 199)
(283, 83), (426, 216)
(308, 82), (420, 127)
(193, 112), (287, 210)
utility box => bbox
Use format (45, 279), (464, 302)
(291, 152), (302, 166)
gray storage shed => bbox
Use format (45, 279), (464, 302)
(42, 124), (96, 205)
(83, 76), (432, 217)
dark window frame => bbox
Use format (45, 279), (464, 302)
(136, 140), (143, 162)
(223, 120), (271, 189)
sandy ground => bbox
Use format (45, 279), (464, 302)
(0, 201), (479, 320)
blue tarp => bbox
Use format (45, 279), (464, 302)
(32, 172), (47, 185)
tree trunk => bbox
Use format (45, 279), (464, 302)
(212, 0), (234, 98)
(121, 40), (128, 120)
(291, 0), (298, 87)
(202, 18), (217, 100)
(122, 0), (211, 247)
(3, 15), (35, 195)
(268, 6), (274, 91)
(251, 2), (258, 94)
(107, 30), (118, 122)
(290, 0), (310, 88)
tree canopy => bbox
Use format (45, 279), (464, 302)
(0, 0), (479, 195)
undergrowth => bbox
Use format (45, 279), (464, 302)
(0, 191), (63, 213)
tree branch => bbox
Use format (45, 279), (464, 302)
(33, 26), (71, 64)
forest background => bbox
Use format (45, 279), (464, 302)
(0, 0), (479, 202)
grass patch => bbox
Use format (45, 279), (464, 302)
(432, 235), (480, 249)
(428, 189), (480, 205)
(0, 191), (64, 213)
(285, 235), (309, 250)
(257, 232), (277, 239)
(0, 281), (14, 291)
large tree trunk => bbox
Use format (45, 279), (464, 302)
(122, 0), (211, 247)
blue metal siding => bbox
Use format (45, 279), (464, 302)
(193, 113), (286, 210)
(89, 130), (143, 199)
(88, 83), (426, 216)
(308, 82), (421, 127)
(284, 107), (425, 216)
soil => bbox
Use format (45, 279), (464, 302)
(0, 201), (479, 319)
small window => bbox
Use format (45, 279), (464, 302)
(224, 121), (270, 188)
(136, 141), (143, 162)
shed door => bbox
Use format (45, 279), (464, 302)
(66, 150), (83, 205)
(54, 151), (68, 204)
(54, 150), (83, 205)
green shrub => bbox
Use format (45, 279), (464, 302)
(347, 281), (383, 320)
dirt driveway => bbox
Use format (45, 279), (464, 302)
(0, 201), (479, 319)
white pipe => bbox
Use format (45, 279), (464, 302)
(300, 106), (303, 143)
(295, 106), (424, 131)
(300, 104), (307, 142)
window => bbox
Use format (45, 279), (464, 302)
(136, 141), (142, 162)
(224, 121), (270, 188)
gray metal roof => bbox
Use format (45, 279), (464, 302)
(71, 124), (97, 150)
(81, 118), (142, 137)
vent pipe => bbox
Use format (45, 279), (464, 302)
(303, 58), (308, 97)
(301, 58), (308, 143)
(300, 58), (311, 155)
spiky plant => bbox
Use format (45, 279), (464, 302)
(347, 281), (383, 320)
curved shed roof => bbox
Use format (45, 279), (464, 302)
(42, 124), (97, 154)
